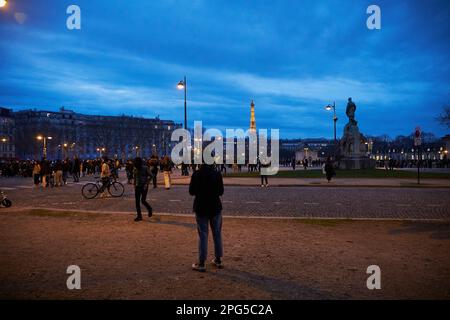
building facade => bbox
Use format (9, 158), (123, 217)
(14, 107), (182, 160)
(0, 107), (15, 160)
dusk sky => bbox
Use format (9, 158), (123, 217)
(0, 0), (449, 138)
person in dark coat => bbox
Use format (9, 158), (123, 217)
(72, 156), (81, 182)
(133, 157), (153, 222)
(324, 156), (336, 182)
(149, 155), (159, 188)
(189, 164), (224, 272)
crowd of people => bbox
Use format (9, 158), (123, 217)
(0, 155), (224, 273)
(376, 158), (450, 170)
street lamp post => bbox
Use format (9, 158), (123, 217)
(325, 102), (338, 159)
(63, 143), (68, 159)
(325, 102), (337, 145)
(96, 147), (105, 158)
(37, 135), (52, 159)
(177, 76), (187, 130)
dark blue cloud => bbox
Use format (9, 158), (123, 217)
(0, 0), (449, 138)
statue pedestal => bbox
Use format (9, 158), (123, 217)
(339, 157), (376, 170)
(339, 121), (375, 170)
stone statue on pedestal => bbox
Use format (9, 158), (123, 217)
(338, 98), (375, 169)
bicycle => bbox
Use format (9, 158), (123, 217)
(81, 176), (124, 199)
(0, 190), (12, 207)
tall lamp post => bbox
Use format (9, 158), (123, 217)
(96, 147), (105, 158)
(325, 102), (339, 160)
(37, 135), (52, 159)
(177, 76), (187, 130)
(325, 102), (338, 145)
(63, 143), (68, 159)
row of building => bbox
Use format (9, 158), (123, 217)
(0, 106), (182, 160)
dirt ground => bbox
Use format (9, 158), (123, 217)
(0, 209), (449, 299)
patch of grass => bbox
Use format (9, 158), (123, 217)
(26, 209), (104, 220)
(295, 219), (353, 227)
(224, 169), (450, 179)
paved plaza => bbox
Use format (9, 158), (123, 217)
(1, 171), (449, 300)
(2, 171), (450, 220)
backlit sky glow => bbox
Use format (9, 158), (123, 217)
(0, 0), (449, 138)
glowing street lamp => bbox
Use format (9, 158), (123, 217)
(96, 147), (106, 158)
(0, 0), (8, 8)
(177, 76), (187, 130)
(37, 135), (52, 158)
(325, 102), (338, 145)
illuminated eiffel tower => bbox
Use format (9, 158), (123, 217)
(249, 100), (256, 133)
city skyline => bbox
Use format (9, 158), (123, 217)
(0, 0), (449, 139)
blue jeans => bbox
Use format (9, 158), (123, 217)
(196, 212), (223, 264)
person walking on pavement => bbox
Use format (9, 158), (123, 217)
(324, 156), (336, 182)
(149, 154), (159, 188)
(303, 158), (308, 170)
(99, 157), (111, 197)
(133, 157), (153, 222)
(40, 158), (51, 188)
(125, 159), (134, 184)
(189, 163), (224, 272)
(32, 161), (41, 188)
(259, 158), (270, 187)
(162, 155), (172, 190)
(72, 156), (81, 182)
(54, 160), (63, 187)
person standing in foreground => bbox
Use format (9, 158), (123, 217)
(133, 157), (153, 222)
(189, 164), (224, 272)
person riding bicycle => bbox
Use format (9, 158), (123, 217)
(100, 157), (111, 196)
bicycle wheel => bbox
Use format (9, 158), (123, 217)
(108, 181), (124, 197)
(82, 183), (99, 199)
(1, 198), (12, 207)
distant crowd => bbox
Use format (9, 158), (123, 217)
(376, 158), (450, 170)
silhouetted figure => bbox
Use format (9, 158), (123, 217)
(161, 156), (172, 189)
(189, 164), (224, 272)
(324, 157), (336, 182)
(149, 155), (159, 188)
(133, 157), (153, 222)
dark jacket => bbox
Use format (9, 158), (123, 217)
(149, 157), (159, 172)
(133, 165), (153, 188)
(324, 161), (335, 178)
(189, 165), (224, 217)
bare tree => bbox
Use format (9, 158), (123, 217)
(437, 105), (450, 129)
